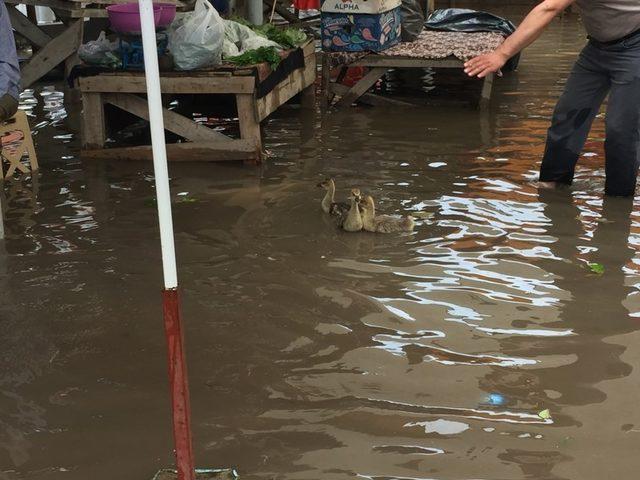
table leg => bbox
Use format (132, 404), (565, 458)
(81, 93), (106, 149)
(479, 73), (494, 109)
(236, 94), (262, 163)
(335, 67), (388, 108)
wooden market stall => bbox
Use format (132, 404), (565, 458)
(322, 30), (503, 109)
(76, 40), (316, 163)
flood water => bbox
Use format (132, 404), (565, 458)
(3, 5), (640, 480)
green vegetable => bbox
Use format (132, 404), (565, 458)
(254, 23), (307, 49)
(228, 47), (282, 68)
(588, 262), (605, 274)
(229, 18), (307, 49)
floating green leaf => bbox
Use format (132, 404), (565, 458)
(144, 197), (157, 207)
(538, 409), (551, 420)
(588, 262), (605, 274)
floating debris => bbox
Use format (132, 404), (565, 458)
(538, 409), (551, 420)
(588, 263), (605, 274)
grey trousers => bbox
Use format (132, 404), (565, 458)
(539, 34), (640, 196)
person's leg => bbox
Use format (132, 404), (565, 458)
(539, 44), (610, 186)
(603, 43), (640, 196)
(0, 94), (18, 122)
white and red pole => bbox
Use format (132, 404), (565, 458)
(138, 2), (195, 480)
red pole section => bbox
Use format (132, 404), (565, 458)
(162, 288), (195, 480)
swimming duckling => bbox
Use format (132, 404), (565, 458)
(360, 195), (415, 233)
(317, 178), (350, 218)
(342, 188), (364, 232)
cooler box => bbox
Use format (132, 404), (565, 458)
(321, 0), (402, 52)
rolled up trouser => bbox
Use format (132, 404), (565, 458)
(0, 93), (18, 122)
(539, 33), (640, 196)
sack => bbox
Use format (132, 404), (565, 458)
(168, 0), (225, 70)
(425, 8), (520, 70)
(400, 0), (424, 42)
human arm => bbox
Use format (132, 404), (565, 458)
(0, 1), (21, 101)
(464, 0), (575, 78)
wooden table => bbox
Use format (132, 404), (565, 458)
(6, 0), (190, 88)
(76, 41), (317, 163)
(322, 53), (494, 109)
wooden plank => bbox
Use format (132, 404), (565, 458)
(321, 54), (332, 109)
(354, 56), (464, 69)
(302, 39), (316, 59)
(236, 94), (262, 152)
(329, 83), (414, 107)
(335, 67), (387, 108)
(21, 19), (83, 88)
(81, 141), (259, 162)
(5, 0), (81, 14)
(63, 0), (186, 5)
(256, 53), (316, 121)
(81, 92), (106, 149)
(79, 75), (256, 94)
(7, 6), (52, 49)
(263, 0), (300, 24)
(104, 93), (234, 144)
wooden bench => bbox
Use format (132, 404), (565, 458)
(322, 54), (494, 109)
(321, 29), (505, 109)
(76, 40), (316, 163)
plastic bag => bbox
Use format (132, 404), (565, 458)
(78, 31), (121, 68)
(168, 0), (225, 70)
(223, 19), (280, 56)
(425, 8), (520, 71)
(400, 0), (425, 42)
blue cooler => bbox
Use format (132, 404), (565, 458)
(321, 0), (402, 52)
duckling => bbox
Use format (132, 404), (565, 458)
(360, 195), (415, 233)
(342, 188), (364, 232)
(317, 178), (350, 217)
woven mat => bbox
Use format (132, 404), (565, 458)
(326, 31), (505, 68)
(385, 31), (505, 61)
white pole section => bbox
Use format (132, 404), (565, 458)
(138, 0), (179, 289)
(247, 0), (264, 25)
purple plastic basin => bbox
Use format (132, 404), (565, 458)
(107, 3), (162, 34)
(155, 3), (177, 27)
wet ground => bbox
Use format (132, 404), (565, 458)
(3, 5), (640, 480)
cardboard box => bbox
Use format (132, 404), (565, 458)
(321, 7), (402, 52)
(321, 0), (401, 14)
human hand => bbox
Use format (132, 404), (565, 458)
(464, 52), (509, 78)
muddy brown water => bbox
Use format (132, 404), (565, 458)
(3, 7), (640, 480)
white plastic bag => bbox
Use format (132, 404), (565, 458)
(169, 0), (225, 70)
(221, 20), (281, 60)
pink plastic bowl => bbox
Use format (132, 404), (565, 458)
(156, 3), (177, 27)
(107, 3), (162, 34)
